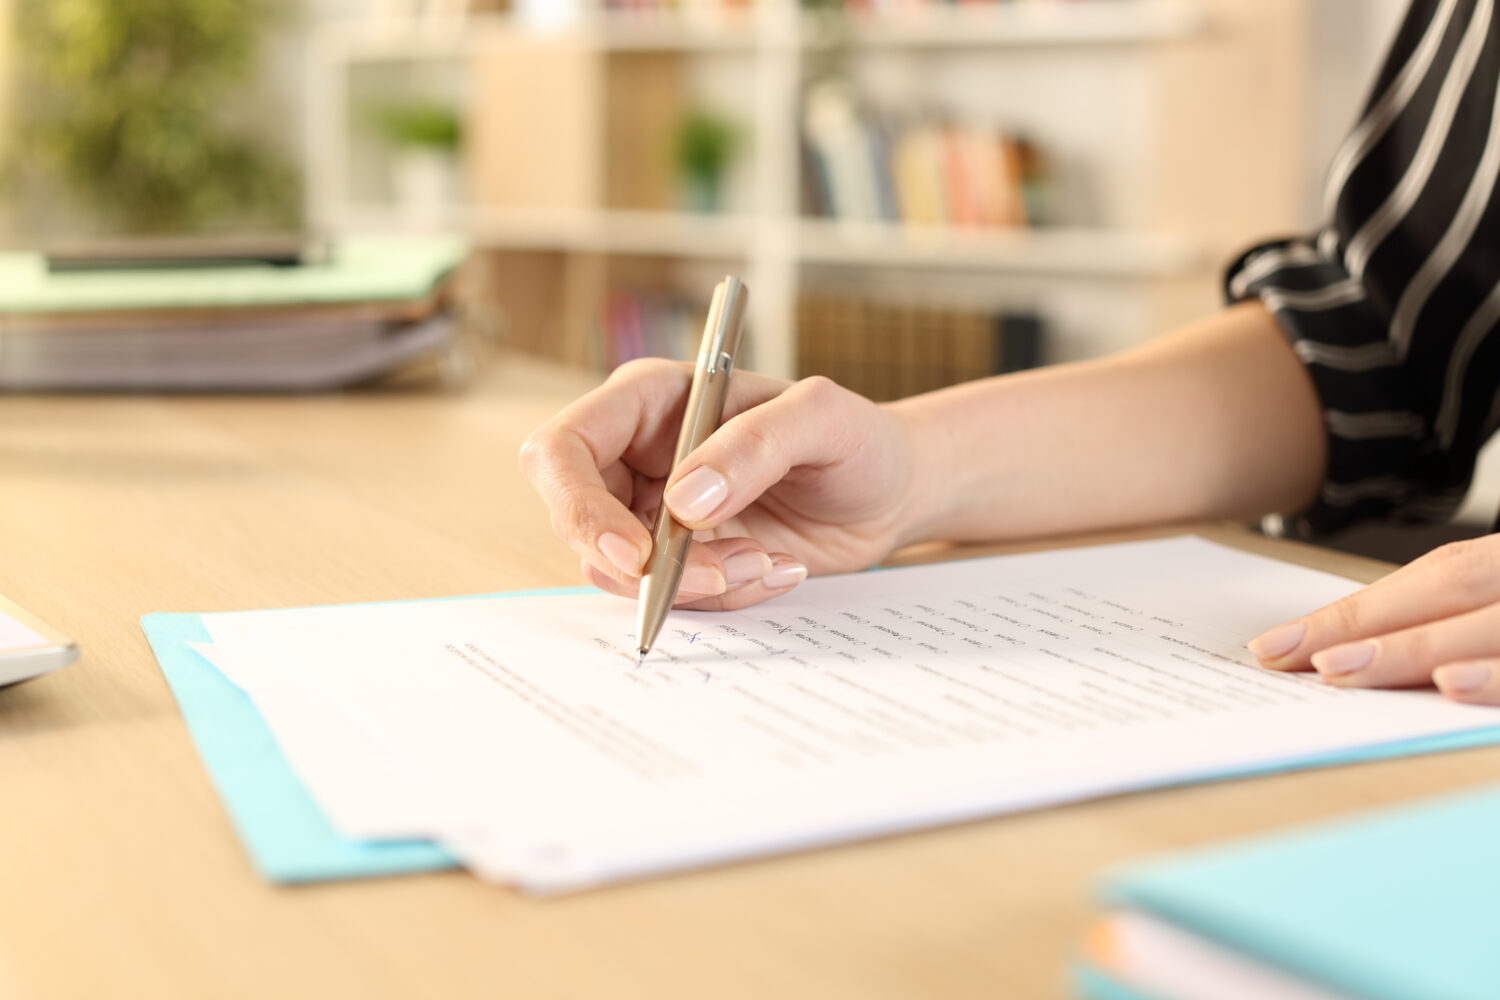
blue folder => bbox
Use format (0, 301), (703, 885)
(143, 592), (1500, 887)
(1077, 781), (1500, 1000)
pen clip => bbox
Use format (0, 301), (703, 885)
(699, 276), (749, 375)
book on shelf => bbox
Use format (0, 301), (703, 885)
(795, 291), (1044, 401)
(801, 81), (1045, 230)
(598, 288), (711, 368)
(596, 287), (1041, 400)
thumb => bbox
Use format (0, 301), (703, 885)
(662, 376), (874, 529)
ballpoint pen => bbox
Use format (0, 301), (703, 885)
(635, 275), (750, 664)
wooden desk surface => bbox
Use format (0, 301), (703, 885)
(3, 354), (1497, 1000)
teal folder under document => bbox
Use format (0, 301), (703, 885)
(140, 587), (585, 883)
(141, 611), (456, 882)
(1077, 782), (1500, 1000)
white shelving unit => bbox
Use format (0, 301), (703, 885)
(796, 220), (1198, 276)
(306, 0), (1306, 379)
(314, 1), (1204, 57)
(330, 207), (1197, 274)
(826, 0), (1205, 48)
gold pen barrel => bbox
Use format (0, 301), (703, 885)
(636, 277), (749, 657)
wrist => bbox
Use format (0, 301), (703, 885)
(881, 389), (980, 549)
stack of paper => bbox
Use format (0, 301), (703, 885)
(0, 237), (466, 390)
(153, 538), (1500, 894)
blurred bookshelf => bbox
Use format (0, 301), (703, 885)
(796, 222), (1197, 276)
(796, 291), (1043, 401)
(305, 0), (1309, 385)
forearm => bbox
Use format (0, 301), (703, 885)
(889, 301), (1327, 545)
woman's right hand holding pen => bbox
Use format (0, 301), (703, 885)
(519, 358), (931, 611)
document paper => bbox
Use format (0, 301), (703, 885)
(198, 537), (1500, 893)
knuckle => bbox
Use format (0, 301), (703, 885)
(790, 374), (871, 447)
(517, 428), (550, 479)
(1398, 627), (1433, 667)
(720, 417), (782, 473)
(1428, 538), (1498, 594)
(1323, 595), (1367, 639)
(608, 356), (685, 385)
(546, 496), (575, 542)
(794, 374), (844, 405)
(549, 484), (601, 541)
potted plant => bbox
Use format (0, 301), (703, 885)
(674, 109), (740, 214)
(371, 99), (464, 223)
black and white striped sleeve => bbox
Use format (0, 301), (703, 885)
(1226, 0), (1500, 537)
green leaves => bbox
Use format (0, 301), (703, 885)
(12, 0), (297, 235)
(674, 109), (739, 184)
(369, 100), (463, 152)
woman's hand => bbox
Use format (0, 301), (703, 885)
(1249, 536), (1500, 705)
(519, 359), (924, 611)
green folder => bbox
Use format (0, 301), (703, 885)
(1078, 782), (1500, 1000)
(0, 236), (466, 315)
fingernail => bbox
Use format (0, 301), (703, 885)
(1436, 662), (1493, 695)
(723, 550), (773, 587)
(762, 558), (807, 590)
(1312, 640), (1377, 677)
(597, 532), (643, 576)
(680, 564), (727, 596)
(1247, 621), (1307, 660)
(664, 466), (729, 523)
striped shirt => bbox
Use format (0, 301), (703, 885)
(1226, 0), (1500, 537)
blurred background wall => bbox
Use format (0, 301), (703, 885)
(0, 0), (1433, 404)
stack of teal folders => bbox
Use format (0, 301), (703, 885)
(0, 237), (466, 390)
(1076, 783), (1500, 1000)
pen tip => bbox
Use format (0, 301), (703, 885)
(636, 649), (648, 667)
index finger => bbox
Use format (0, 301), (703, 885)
(519, 359), (692, 579)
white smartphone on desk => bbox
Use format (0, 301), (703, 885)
(0, 594), (78, 687)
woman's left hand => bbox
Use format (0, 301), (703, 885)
(1249, 536), (1500, 704)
